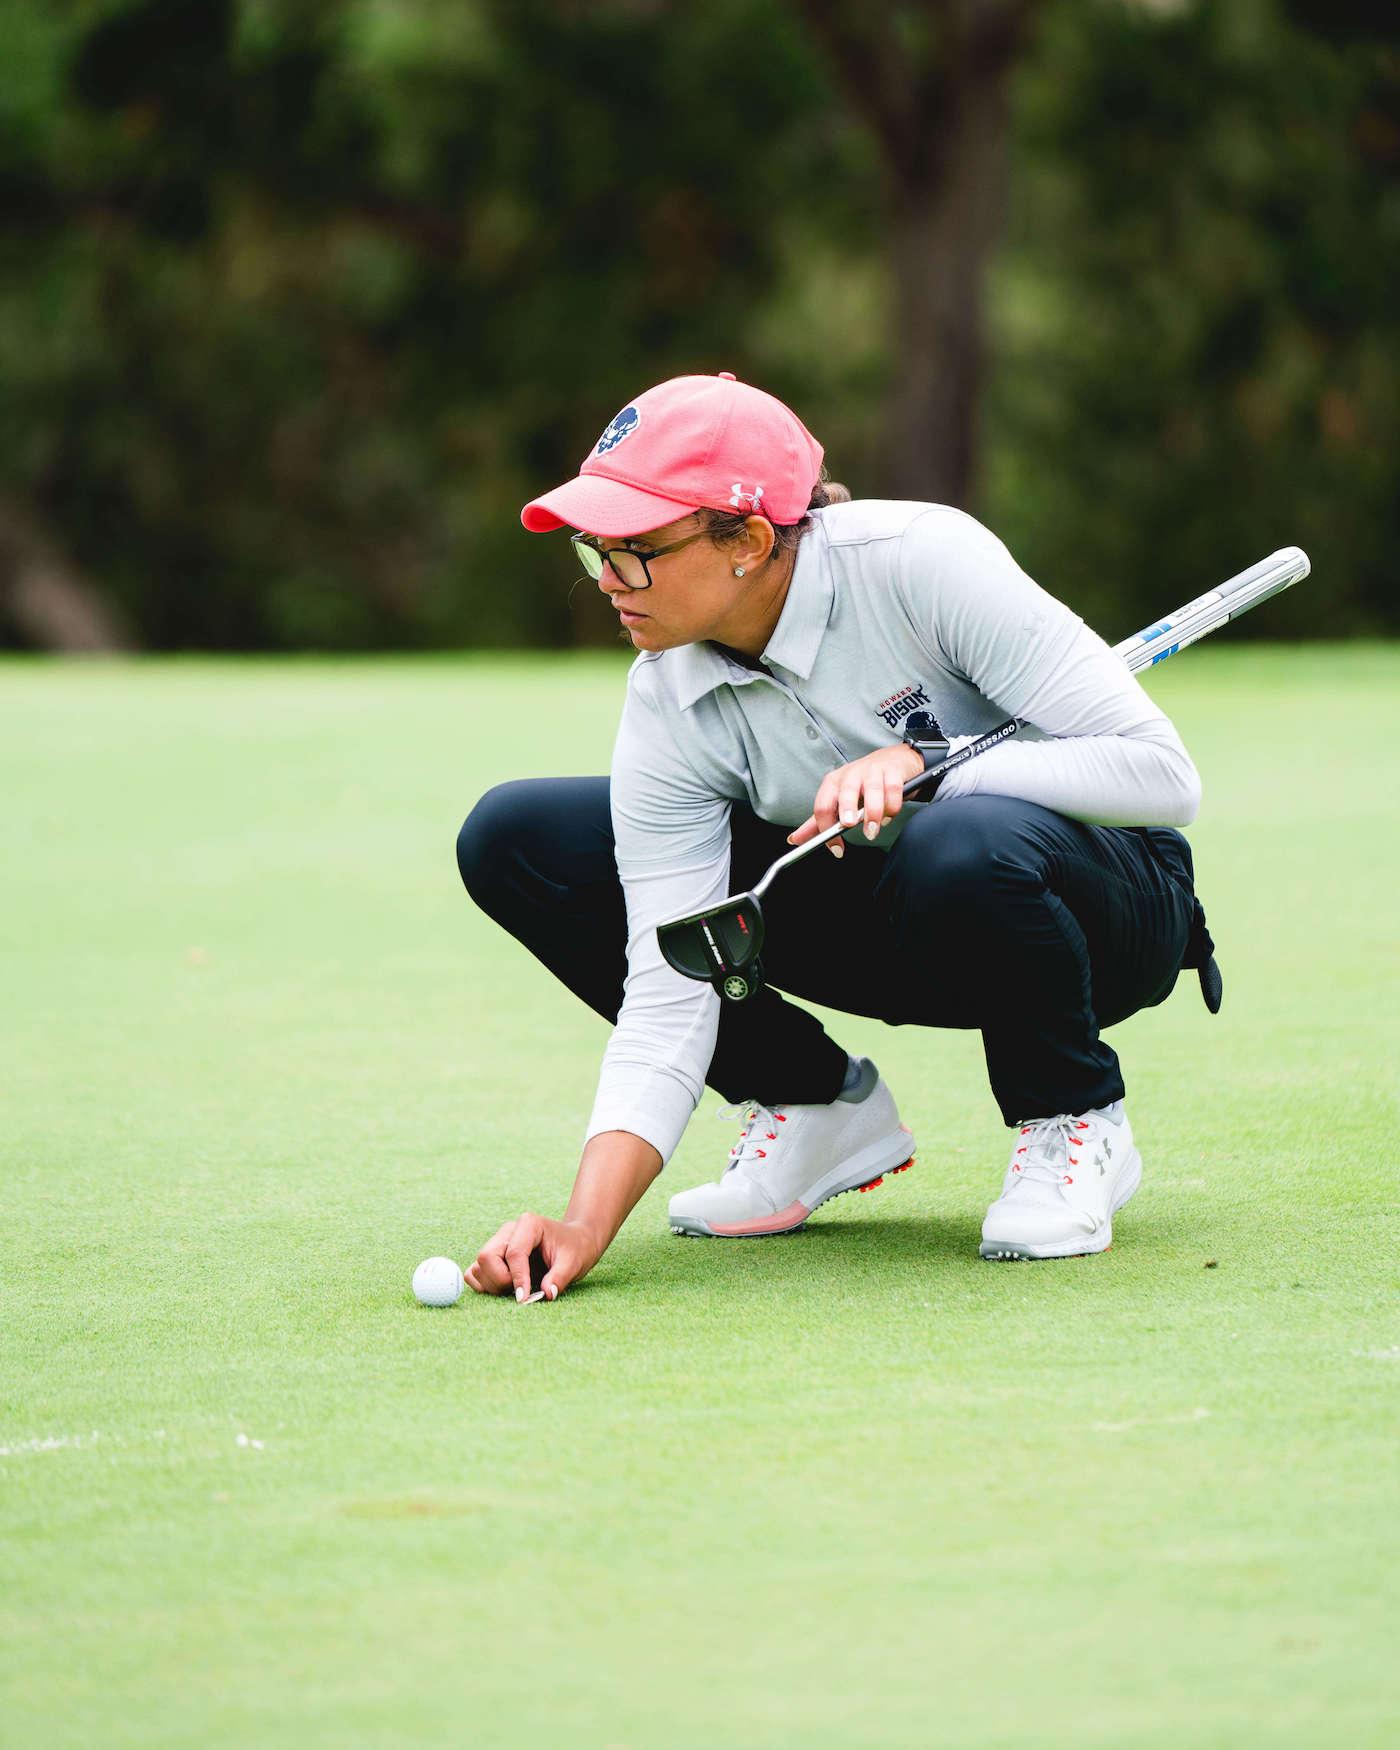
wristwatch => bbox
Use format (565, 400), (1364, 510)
(901, 709), (951, 801)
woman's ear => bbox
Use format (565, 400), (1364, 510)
(732, 514), (777, 572)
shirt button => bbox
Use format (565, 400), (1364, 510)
(806, 727), (819, 740)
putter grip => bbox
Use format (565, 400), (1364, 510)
(898, 719), (1020, 800)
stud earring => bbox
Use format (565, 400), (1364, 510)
(733, 566), (746, 577)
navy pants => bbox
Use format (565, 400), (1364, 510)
(456, 779), (1204, 1125)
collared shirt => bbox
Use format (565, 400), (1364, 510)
(587, 499), (1201, 1166)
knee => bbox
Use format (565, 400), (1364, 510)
(456, 780), (528, 898)
(884, 796), (1039, 910)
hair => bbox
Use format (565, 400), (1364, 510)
(696, 467), (851, 563)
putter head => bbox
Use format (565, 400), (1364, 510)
(656, 893), (767, 1001)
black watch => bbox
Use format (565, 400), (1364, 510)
(901, 709), (951, 801)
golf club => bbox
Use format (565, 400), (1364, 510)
(656, 546), (1311, 1001)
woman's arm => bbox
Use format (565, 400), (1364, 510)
(897, 509), (1202, 828)
(583, 672), (735, 1162)
(466, 671), (731, 1301)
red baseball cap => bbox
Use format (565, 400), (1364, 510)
(520, 372), (825, 537)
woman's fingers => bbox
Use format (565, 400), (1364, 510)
(466, 1258), (507, 1295)
(468, 1215), (592, 1303)
(789, 749), (920, 860)
(866, 762), (908, 838)
(503, 1214), (546, 1302)
(470, 1221), (517, 1295)
(837, 771), (866, 832)
(471, 1252), (512, 1294)
(809, 776), (851, 856)
(785, 813), (843, 857)
(537, 1237), (573, 1303)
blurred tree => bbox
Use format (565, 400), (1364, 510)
(0, 0), (1395, 649)
(0, 494), (134, 650)
(0, 0), (873, 651)
(799, 0), (1045, 506)
(982, 0), (1400, 637)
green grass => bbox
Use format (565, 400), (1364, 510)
(2, 647), (1397, 1747)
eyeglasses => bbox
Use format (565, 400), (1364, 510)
(572, 529), (708, 591)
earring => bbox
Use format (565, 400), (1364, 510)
(733, 566), (746, 577)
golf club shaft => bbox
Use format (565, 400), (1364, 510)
(753, 546), (1310, 890)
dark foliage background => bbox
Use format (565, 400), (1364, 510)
(1, 0), (1395, 650)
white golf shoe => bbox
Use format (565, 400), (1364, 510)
(668, 1057), (916, 1238)
(979, 1106), (1142, 1260)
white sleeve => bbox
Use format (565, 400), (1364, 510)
(899, 510), (1202, 828)
(583, 675), (732, 1167)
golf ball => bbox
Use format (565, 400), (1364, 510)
(412, 1256), (464, 1307)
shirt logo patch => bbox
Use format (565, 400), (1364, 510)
(874, 682), (932, 731)
(596, 406), (641, 454)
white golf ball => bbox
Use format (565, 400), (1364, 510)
(412, 1256), (464, 1307)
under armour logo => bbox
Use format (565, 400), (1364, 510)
(729, 481), (765, 512)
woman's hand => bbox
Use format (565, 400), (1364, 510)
(466, 1213), (603, 1302)
(786, 743), (926, 858)
(465, 1132), (661, 1308)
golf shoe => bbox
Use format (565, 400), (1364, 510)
(980, 1105), (1141, 1260)
(667, 1056), (915, 1237)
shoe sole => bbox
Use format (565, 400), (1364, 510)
(979, 1147), (1142, 1261)
(669, 1127), (916, 1239)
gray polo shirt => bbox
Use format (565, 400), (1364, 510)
(587, 499), (1200, 1165)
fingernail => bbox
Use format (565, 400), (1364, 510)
(864, 821), (879, 840)
(830, 842), (844, 858)
(515, 1287), (524, 1303)
(547, 1284), (558, 1301)
(840, 812), (856, 826)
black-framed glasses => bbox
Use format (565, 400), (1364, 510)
(572, 529), (708, 591)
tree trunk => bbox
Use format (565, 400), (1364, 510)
(798, 0), (1039, 508)
(887, 54), (1014, 505)
(0, 495), (136, 652)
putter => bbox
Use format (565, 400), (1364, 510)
(657, 546), (1310, 1001)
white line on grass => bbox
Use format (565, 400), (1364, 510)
(0, 1431), (102, 1457)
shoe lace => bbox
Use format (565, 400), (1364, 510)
(716, 1099), (788, 1172)
(1009, 1114), (1091, 1187)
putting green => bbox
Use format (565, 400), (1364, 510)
(3, 649), (1397, 1747)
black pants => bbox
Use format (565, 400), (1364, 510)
(456, 779), (1204, 1126)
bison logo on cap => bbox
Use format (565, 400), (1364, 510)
(596, 406), (641, 455)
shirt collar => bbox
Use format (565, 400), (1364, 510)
(670, 522), (835, 711)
